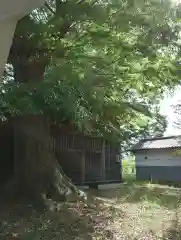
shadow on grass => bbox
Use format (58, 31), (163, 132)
(0, 197), (121, 240)
(89, 182), (181, 210)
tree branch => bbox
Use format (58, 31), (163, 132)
(45, 2), (55, 14)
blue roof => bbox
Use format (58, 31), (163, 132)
(130, 135), (181, 151)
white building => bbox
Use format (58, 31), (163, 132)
(130, 136), (181, 183)
(0, 0), (45, 78)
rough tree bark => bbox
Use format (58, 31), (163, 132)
(3, 115), (85, 209)
(4, 8), (87, 208)
(3, 78), (86, 208)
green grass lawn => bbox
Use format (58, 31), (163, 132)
(1, 182), (181, 239)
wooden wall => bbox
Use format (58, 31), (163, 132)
(0, 120), (121, 186)
(0, 121), (14, 185)
(52, 124), (121, 185)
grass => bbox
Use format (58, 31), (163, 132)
(1, 182), (181, 239)
(122, 157), (136, 183)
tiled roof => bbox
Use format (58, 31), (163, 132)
(130, 135), (181, 151)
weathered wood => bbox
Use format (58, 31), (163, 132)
(0, 119), (122, 188)
(55, 148), (101, 153)
(106, 142), (111, 180)
(52, 125), (103, 152)
(81, 151), (85, 185)
(9, 115), (81, 204)
(0, 122), (14, 186)
(101, 140), (106, 180)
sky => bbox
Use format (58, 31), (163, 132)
(160, 87), (181, 136)
(158, 0), (181, 136)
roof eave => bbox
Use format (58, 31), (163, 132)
(0, 0), (45, 22)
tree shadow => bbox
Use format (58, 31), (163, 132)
(89, 183), (181, 210)
(0, 197), (120, 239)
(162, 207), (181, 240)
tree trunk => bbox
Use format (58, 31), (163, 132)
(5, 19), (85, 207)
(3, 115), (84, 209)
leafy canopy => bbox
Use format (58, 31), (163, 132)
(1, 0), (181, 143)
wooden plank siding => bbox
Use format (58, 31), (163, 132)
(52, 124), (122, 185)
(0, 121), (121, 186)
(84, 152), (102, 183)
(101, 140), (106, 180)
(0, 121), (14, 185)
(81, 150), (85, 185)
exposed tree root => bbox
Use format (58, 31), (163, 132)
(0, 116), (87, 211)
(0, 161), (87, 211)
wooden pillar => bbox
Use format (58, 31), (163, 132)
(107, 142), (111, 180)
(81, 150), (85, 185)
(101, 140), (106, 181)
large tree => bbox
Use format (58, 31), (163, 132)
(1, 0), (180, 207)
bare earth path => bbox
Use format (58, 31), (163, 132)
(1, 183), (181, 239)
(94, 183), (181, 239)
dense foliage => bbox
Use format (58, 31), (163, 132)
(2, 0), (181, 144)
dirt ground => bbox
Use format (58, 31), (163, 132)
(1, 183), (181, 240)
